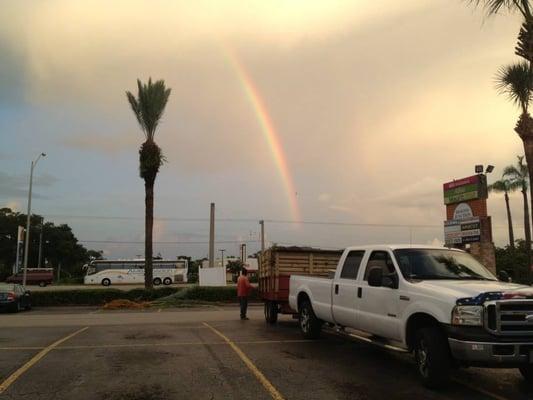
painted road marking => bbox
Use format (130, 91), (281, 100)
(452, 378), (511, 400)
(0, 339), (312, 351)
(203, 322), (285, 400)
(0, 326), (89, 395)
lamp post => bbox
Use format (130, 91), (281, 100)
(219, 249), (226, 270)
(22, 153), (46, 287)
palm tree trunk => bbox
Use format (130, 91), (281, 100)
(145, 180), (154, 289)
(504, 192), (515, 249)
(523, 139), (533, 284)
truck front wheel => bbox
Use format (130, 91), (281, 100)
(519, 365), (533, 381)
(414, 327), (451, 388)
(298, 300), (322, 339)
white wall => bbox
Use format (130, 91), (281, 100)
(199, 266), (227, 287)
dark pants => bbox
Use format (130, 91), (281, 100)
(239, 296), (248, 319)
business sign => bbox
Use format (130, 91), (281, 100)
(453, 203), (473, 220)
(444, 217), (481, 245)
(443, 175), (487, 205)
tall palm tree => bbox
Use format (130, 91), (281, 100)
(126, 78), (171, 289)
(472, 1), (533, 282)
(489, 178), (517, 248)
(504, 156), (531, 260)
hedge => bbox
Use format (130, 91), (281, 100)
(30, 285), (258, 307)
(31, 287), (179, 306)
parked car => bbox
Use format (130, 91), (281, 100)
(0, 283), (31, 312)
(6, 268), (53, 287)
(288, 245), (533, 388)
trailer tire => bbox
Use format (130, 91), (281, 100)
(101, 278), (111, 287)
(163, 277), (172, 285)
(264, 301), (278, 324)
(298, 300), (322, 339)
(153, 278), (162, 286)
(414, 327), (451, 389)
(38, 281), (47, 287)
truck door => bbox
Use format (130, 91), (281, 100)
(356, 250), (402, 340)
(331, 250), (366, 327)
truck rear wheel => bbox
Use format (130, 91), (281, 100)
(414, 327), (451, 388)
(264, 301), (278, 324)
(298, 300), (322, 339)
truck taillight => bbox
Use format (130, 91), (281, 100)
(7, 292), (15, 301)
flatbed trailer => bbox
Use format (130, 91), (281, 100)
(258, 246), (343, 323)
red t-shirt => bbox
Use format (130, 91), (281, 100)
(237, 275), (252, 297)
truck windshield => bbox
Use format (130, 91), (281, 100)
(393, 249), (497, 281)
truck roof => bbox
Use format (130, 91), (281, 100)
(344, 244), (463, 252)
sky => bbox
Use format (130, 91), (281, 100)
(0, 0), (529, 259)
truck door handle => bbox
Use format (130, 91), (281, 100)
(335, 284), (339, 295)
(357, 287), (362, 298)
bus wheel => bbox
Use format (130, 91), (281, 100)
(153, 278), (162, 286)
(163, 278), (172, 285)
(101, 278), (111, 286)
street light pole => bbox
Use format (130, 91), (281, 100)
(37, 216), (44, 269)
(219, 249), (226, 270)
(22, 153), (46, 288)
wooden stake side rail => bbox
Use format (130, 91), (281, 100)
(259, 246), (343, 305)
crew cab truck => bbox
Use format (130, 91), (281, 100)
(289, 245), (533, 388)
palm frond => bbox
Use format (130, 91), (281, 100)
(126, 78), (172, 141)
(470, 0), (532, 18)
(489, 179), (510, 192)
(495, 62), (532, 112)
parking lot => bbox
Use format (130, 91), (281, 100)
(1, 305), (532, 400)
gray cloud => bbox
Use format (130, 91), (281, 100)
(0, 171), (58, 199)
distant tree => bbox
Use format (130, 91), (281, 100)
(503, 155), (531, 263)
(495, 239), (530, 284)
(0, 208), (97, 280)
(126, 78), (172, 289)
(226, 259), (244, 282)
(489, 178), (516, 248)
(87, 250), (104, 260)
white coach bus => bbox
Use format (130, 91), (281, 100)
(83, 259), (188, 286)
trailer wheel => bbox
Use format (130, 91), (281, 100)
(38, 281), (47, 287)
(264, 301), (278, 324)
(163, 277), (172, 285)
(414, 327), (451, 388)
(298, 300), (322, 339)
(101, 278), (111, 287)
(153, 278), (162, 286)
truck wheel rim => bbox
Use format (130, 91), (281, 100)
(301, 308), (310, 332)
(417, 340), (429, 377)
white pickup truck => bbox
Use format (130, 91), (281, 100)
(288, 245), (533, 388)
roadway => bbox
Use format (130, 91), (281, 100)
(1, 305), (532, 400)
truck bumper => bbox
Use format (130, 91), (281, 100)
(449, 338), (533, 366)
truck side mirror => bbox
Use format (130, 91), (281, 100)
(368, 267), (383, 287)
(498, 270), (510, 283)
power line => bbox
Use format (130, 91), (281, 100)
(79, 239), (260, 245)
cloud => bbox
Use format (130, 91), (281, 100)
(0, 172), (58, 199)
(61, 134), (138, 154)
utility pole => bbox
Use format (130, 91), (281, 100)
(219, 249), (226, 270)
(260, 220), (265, 253)
(240, 243), (247, 262)
(15, 226), (24, 274)
(38, 217), (44, 268)
(23, 153), (46, 287)
(209, 203), (215, 268)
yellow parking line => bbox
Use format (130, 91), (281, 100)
(203, 322), (285, 400)
(0, 326), (88, 395)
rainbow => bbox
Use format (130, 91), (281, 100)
(223, 47), (301, 222)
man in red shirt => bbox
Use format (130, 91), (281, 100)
(237, 268), (253, 320)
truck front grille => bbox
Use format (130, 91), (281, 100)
(485, 300), (533, 336)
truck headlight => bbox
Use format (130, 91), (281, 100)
(452, 306), (483, 326)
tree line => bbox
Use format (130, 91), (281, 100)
(0, 207), (102, 281)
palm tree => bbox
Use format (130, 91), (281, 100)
(489, 178), (517, 248)
(472, 1), (533, 282)
(126, 78), (171, 289)
(504, 156), (531, 260)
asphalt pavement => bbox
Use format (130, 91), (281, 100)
(0, 305), (532, 400)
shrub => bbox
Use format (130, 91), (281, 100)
(31, 287), (179, 306)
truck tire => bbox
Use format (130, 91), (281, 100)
(298, 300), (322, 339)
(519, 365), (533, 381)
(153, 278), (162, 286)
(414, 327), (451, 388)
(264, 301), (278, 324)
(163, 277), (172, 285)
(101, 278), (111, 286)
